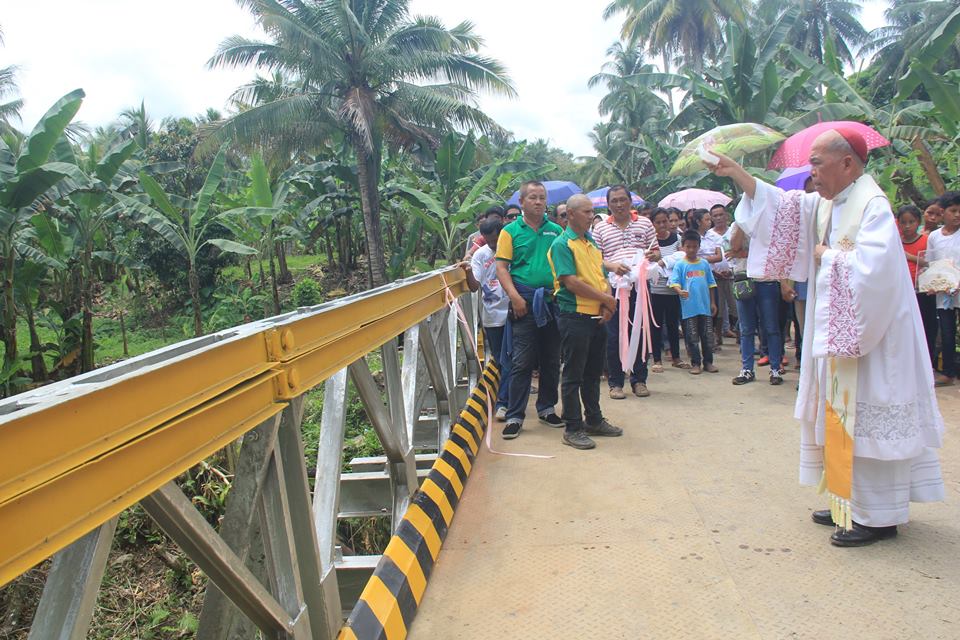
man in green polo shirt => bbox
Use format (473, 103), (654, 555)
(495, 181), (565, 439)
(548, 194), (623, 449)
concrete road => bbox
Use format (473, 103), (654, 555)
(410, 345), (960, 639)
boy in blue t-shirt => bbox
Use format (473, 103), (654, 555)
(670, 230), (719, 374)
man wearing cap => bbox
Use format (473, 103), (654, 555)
(709, 128), (945, 547)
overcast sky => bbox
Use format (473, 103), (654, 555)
(3, 1), (889, 157)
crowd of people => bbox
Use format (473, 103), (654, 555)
(461, 182), (808, 449)
(458, 127), (952, 546)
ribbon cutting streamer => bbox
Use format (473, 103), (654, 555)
(441, 274), (553, 460)
(611, 247), (659, 375)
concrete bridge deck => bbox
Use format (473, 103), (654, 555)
(410, 347), (960, 639)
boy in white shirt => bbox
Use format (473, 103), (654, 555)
(925, 191), (960, 386)
(464, 219), (511, 418)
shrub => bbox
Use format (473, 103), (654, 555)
(291, 278), (323, 307)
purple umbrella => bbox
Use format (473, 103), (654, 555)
(507, 180), (583, 206)
(776, 165), (812, 191)
(586, 186), (645, 209)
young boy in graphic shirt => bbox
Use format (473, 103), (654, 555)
(670, 230), (719, 375)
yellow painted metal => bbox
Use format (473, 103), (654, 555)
(0, 333), (273, 508)
(0, 267), (470, 588)
(0, 373), (283, 586)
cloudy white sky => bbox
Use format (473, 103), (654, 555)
(3, 1), (889, 157)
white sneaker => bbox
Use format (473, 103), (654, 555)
(495, 406), (507, 422)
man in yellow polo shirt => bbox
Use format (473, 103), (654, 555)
(548, 194), (624, 450)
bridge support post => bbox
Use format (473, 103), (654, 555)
(196, 415), (281, 640)
(26, 517), (118, 640)
(312, 369), (348, 633)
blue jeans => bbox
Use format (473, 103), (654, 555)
(506, 311), (560, 422)
(738, 281), (783, 373)
(606, 289), (648, 388)
(483, 326), (510, 409)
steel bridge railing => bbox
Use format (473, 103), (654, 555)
(0, 266), (481, 640)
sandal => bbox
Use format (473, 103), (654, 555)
(672, 360), (691, 370)
(651, 363), (664, 373)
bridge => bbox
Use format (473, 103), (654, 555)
(1, 267), (958, 639)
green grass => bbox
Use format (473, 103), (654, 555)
(220, 254), (325, 282)
(13, 314), (190, 371)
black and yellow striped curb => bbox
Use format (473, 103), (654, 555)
(338, 361), (501, 640)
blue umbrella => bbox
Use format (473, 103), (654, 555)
(776, 165), (812, 191)
(586, 187), (645, 209)
(507, 180), (583, 207)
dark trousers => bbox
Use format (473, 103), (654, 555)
(937, 308), (957, 378)
(559, 314), (606, 433)
(606, 289), (648, 388)
(651, 293), (681, 362)
(683, 314), (713, 367)
(483, 326), (510, 409)
(916, 293), (938, 370)
(506, 311), (560, 422)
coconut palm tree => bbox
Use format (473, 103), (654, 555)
(863, 0), (960, 92)
(755, 0), (868, 65)
(602, 0), (748, 72)
(0, 25), (23, 135)
(206, 0), (515, 288)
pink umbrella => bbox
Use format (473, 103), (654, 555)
(768, 121), (889, 169)
(658, 188), (732, 210)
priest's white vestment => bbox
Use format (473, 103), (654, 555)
(736, 177), (945, 526)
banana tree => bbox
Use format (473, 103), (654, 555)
(625, 10), (808, 135)
(220, 153), (297, 315)
(115, 145), (256, 336)
(53, 137), (138, 371)
(391, 137), (533, 261)
(0, 88), (87, 377)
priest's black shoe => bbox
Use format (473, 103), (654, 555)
(811, 509), (835, 527)
(830, 523), (898, 547)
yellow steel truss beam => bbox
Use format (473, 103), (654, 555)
(0, 268), (469, 587)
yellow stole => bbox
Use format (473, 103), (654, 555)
(814, 175), (887, 530)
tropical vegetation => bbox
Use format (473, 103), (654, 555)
(2, 0), (960, 635)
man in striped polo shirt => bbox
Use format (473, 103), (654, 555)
(548, 194), (623, 449)
(495, 181), (565, 439)
(592, 185), (659, 399)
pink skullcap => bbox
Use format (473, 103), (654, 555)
(832, 126), (868, 163)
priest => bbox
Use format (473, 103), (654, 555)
(709, 127), (945, 547)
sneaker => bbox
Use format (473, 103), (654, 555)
(758, 356), (770, 366)
(502, 421), (522, 439)
(770, 369), (784, 385)
(609, 386), (626, 399)
(584, 419), (623, 437)
(632, 382), (650, 397)
(690, 366), (702, 375)
(495, 406), (507, 422)
(704, 364), (719, 373)
(562, 430), (596, 450)
(732, 369), (755, 385)
(539, 413), (564, 428)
